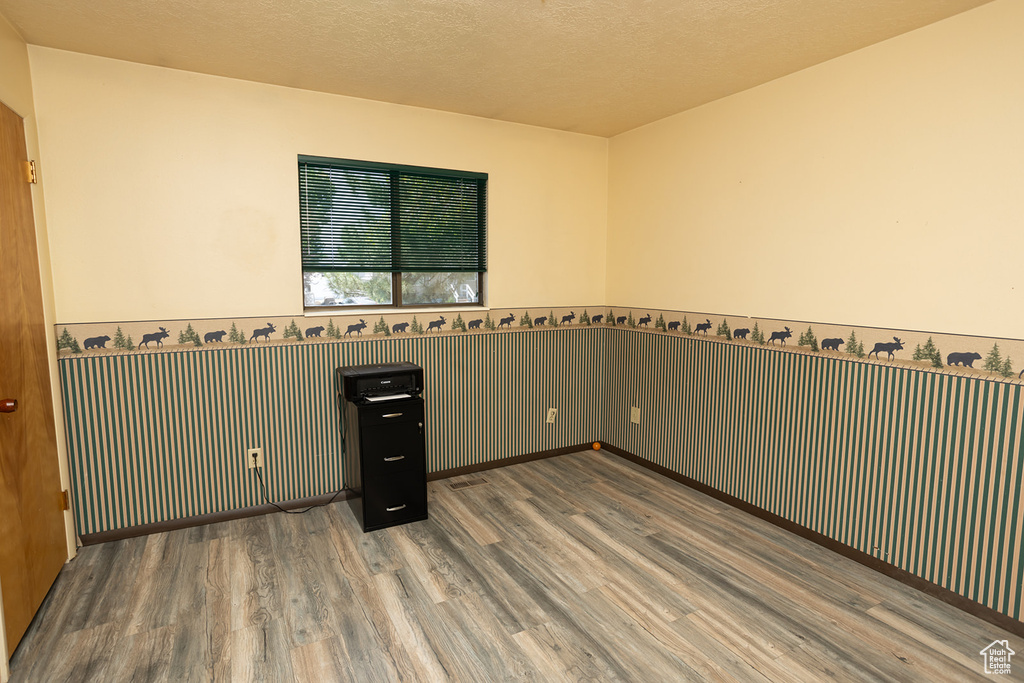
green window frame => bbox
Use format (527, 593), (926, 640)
(299, 155), (487, 308)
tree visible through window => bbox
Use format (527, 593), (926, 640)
(299, 156), (487, 308)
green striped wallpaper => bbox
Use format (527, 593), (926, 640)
(603, 328), (1024, 622)
(58, 323), (1023, 623)
(60, 328), (605, 536)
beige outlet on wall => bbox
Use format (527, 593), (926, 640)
(247, 447), (264, 469)
(546, 408), (558, 424)
(630, 406), (640, 424)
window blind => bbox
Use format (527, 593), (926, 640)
(299, 156), (487, 273)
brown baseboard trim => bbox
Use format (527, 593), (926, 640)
(79, 490), (354, 546)
(602, 443), (1024, 638)
(427, 443), (594, 481)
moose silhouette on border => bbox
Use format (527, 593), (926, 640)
(868, 337), (904, 361)
(139, 327), (170, 349)
(250, 323), (276, 342)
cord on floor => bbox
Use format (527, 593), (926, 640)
(254, 467), (344, 514)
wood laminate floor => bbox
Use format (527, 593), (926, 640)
(10, 450), (1023, 681)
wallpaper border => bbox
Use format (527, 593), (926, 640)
(56, 306), (1024, 386)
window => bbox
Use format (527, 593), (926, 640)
(299, 155), (487, 308)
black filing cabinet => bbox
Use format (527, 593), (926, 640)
(338, 363), (427, 532)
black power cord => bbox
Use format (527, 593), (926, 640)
(253, 464), (345, 515)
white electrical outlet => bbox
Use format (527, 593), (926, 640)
(247, 447), (264, 469)
(630, 406), (640, 424)
(546, 408), (558, 424)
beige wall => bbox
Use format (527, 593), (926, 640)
(30, 2), (1024, 338)
(28, 48), (608, 324)
(608, 0), (1024, 339)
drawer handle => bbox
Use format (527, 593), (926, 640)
(382, 412), (403, 418)
(384, 455), (405, 462)
(386, 504), (407, 512)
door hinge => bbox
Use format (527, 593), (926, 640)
(60, 489), (70, 511)
(24, 160), (37, 184)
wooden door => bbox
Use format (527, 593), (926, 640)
(0, 100), (67, 655)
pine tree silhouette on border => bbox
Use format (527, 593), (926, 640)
(283, 320), (304, 341)
(229, 323), (246, 344)
(797, 326), (818, 352)
(58, 327), (81, 353)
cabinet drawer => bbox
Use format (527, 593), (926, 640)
(362, 421), (424, 476)
(360, 400), (423, 427)
(362, 472), (427, 530)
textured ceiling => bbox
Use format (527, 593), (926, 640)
(0, 0), (993, 137)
